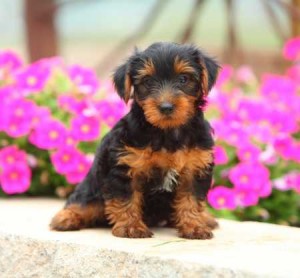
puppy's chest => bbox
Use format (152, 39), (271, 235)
(118, 146), (213, 190)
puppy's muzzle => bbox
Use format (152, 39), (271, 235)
(159, 102), (174, 115)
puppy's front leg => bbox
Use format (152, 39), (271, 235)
(173, 175), (214, 240)
(105, 190), (153, 238)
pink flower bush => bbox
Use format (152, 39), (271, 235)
(0, 51), (127, 195)
(70, 115), (100, 141)
(29, 119), (68, 150)
(0, 145), (31, 194)
(208, 186), (236, 210)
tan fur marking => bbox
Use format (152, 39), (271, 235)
(118, 146), (213, 179)
(136, 59), (155, 79)
(200, 61), (209, 96)
(124, 73), (132, 103)
(105, 191), (152, 238)
(140, 94), (196, 129)
(174, 56), (196, 75)
(173, 188), (213, 239)
(50, 203), (104, 231)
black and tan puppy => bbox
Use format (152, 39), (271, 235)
(50, 42), (219, 239)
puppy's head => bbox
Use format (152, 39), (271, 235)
(113, 42), (219, 129)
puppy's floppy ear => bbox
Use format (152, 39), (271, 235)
(113, 62), (132, 104)
(201, 54), (219, 96)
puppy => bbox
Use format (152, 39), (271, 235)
(50, 42), (219, 239)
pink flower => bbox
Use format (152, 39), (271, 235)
(51, 147), (84, 174)
(229, 162), (271, 197)
(0, 145), (27, 168)
(29, 119), (67, 149)
(63, 130), (78, 147)
(14, 63), (50, 94)
(212, 120), (250, 146)
(260, 74), (297, 102)
(2, 98), (37, 137)
(208, 186), (236, 210)
(215, 65), (233, 88)
(95, 99), (127, 127)
(283, 37), (300, 60)
(234, 188), (259, 207)
(57, 95), (89, 114)
(273, 135), (300, 162)
(0, 163), (31, 194)
(70, 115), (100, 141)
(31, 106), (51, 128)
(237, 144), (261, 163)
(0, 50), (23, 71)
(259, 145), (278, 165)
(214, 146), (228, 165)
(274, 172), (300, 193)
(65, 155), (92, 184)
(68, 65), (99, 95)
(236, 66), (256, 84)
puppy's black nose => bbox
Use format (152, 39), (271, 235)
(159, 102), (174, 115)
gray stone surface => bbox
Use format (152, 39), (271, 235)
(0, 198), (299, 278)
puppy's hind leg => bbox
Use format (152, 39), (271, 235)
(50, 202), (105, 231)
(50, 171), (105, 231)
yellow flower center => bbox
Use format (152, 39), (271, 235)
(244, 152), (251, 159)
(62, 154), (70, 162)
(240, 175), (249, 183)
(218, 198), (225, 206)
(9, 124), (17, 131)
(81, 124), (90, 133)
(66, 137), (74, 145)
(15, 108), (24, 116)
(6, 156), (14, 163)
(49, 131), (58, 139)
(27, 76), (37, 86)
(78, 163), (85, 172)
(10, 172), (18, 180)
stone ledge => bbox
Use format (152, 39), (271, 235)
(0, 199), (299, 278)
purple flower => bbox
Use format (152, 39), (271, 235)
(70, 115), (100, 141)
(0, 163), (31, 194)
(68, 65), (99, 95)
(208, 186), (236, 210)
(29, 119), (67, 149)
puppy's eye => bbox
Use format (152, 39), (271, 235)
(179, 74), (189, 84)
(142, 77), (153, 88)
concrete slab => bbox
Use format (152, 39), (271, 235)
(0, 198), (299, 278)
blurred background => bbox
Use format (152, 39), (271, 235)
(2, 0), (300, 75)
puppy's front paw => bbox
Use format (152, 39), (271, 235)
(50, 209), (84, 231)
(178, 225), (213, 240)
(112, 222), (153, 238)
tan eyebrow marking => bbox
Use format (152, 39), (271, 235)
(136, 59), (155, 79)
(174, 56), (196, 75)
